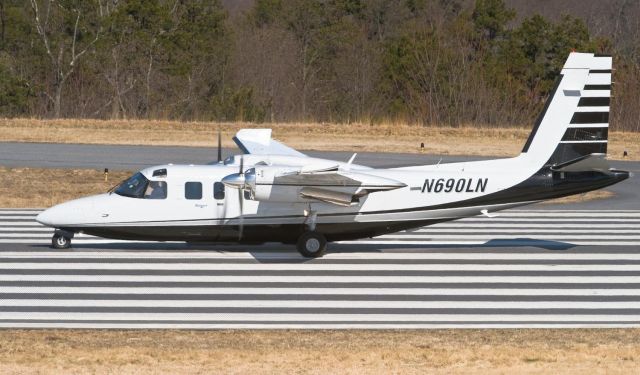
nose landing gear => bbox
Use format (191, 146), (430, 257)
(51, 230), (74, 249)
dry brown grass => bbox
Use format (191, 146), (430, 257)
(0, 167), (614, 209)
(542, 189), (614, 204)
(2, 118), (638, 160)
(0, 329), (638, 375)
(0, 167), (131, 208)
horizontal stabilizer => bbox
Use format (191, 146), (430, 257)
(551, 153), (610, 172)
(233, 129), (306, 157)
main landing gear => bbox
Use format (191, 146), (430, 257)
(51, 230), (74, 249)
(296, 207), (326, 257)
(296, 231), (327, 258)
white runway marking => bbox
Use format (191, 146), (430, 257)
(2, 300), (638, 309)
(0, 209), (640, 329)
(3, 287), (640, 296)
(4, 251), (640, 260)
(2, 275), (639, 283)
(0, 313), (638, 323)
(4, 262), (640, 271)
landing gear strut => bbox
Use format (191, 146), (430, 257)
(296, 231), (327, 258)
(51, 230), (73, 249)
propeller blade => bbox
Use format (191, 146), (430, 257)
(239, 155), (244, 241)
(217, 129), (222, 163)
(238, 188), (244, 241)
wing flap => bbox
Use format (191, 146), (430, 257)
(299, 187), (358, 207)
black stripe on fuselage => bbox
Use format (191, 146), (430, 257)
(561, 127), (608, 142)
(589, 69), (612, 74)
(584, 84), (611, 90)
(67, 218), (451, 243)
(577, 97), (610, 107)
(570, 112), (609, 124)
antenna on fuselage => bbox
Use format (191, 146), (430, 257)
(217, 129), (222, 163)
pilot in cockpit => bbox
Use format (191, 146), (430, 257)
(144, 181), (167, 199)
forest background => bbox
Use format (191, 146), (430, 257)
(1, 0), (638, 131)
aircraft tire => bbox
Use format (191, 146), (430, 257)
(51, 234), (71, 249)
(296, 231), (326, 258)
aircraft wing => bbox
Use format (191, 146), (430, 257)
(273, 170), (406, 207)
(233, 129), (307, 157)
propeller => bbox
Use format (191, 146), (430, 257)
(221, 155), (246, 189)
(217, 129), (222, 163)
(221, 156), (246, 241)
(237, 156), (244, 241)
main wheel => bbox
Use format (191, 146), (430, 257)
(51, 234), (71, 249)
(296, 231), (327, 258)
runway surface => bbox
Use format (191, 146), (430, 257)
(1, 142), (481, 170)
(1, 208), (639, 329)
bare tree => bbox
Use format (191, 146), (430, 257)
(30, 0), (101, 117)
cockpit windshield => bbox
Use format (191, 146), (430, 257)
(114, 172), (149, 198)
(114, 172), (168, 199)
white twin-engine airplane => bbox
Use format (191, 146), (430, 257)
(37, 53), (629, 257)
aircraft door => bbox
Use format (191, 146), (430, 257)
(214, 181), (226, 219)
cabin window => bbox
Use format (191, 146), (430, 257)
(144, 181), (167, 199)
(152, 168), (167, 177)
(185, 182), (202, 200)
(214, 182), (225, 200)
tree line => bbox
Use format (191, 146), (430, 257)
(1, 0), (639, 131)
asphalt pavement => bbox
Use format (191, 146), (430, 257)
(1, 208), (640, 329)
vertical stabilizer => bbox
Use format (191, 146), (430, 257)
(521, 53), (611, 167)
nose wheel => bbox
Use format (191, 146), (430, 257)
(296, 231), (326, 258)
(51, 231), (73, 249)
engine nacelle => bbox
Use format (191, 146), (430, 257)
(225, 164), (406, 205)
(246, 166), (312, 203)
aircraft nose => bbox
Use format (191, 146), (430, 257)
(36, 196), (98, 227)
(36, 206), (62, 227)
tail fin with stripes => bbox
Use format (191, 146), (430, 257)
(521, 52), (611, 167)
